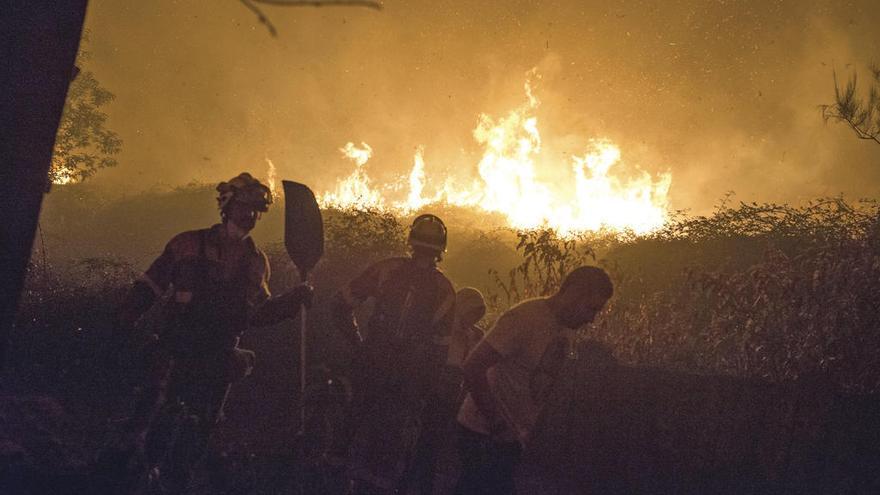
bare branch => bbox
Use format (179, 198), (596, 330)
(253, 0), (382, 9)
(240, 0), (278, 37)
(837, 113), (880, 144)
(240, 0), (383, 37)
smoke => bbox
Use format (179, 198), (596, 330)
(81, 0), (880, 213)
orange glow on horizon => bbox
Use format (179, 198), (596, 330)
(318, 72), (672, 235)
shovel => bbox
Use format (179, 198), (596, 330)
(282, 180), (324, 436)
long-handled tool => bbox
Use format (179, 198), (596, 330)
(282, 180), (324, 437)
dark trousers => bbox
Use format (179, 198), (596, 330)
(399, 366), (464, 494)
(454, 425), (521, 495)
(343, 341), (444, 493)
(130, 351), (229, 493)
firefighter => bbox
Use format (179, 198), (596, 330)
(109, 172), (312, 493)
(331, 213), (456, 494)
(413, 287), (488, 494)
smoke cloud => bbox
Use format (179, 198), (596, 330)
(82, 0), (880, 213)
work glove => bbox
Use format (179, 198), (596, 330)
(277, 283), (315, 317)
(273, 283), (313, 314)
(289, 283), (314, 309)
(251, 284), (315, 327)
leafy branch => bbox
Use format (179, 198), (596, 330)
(488, 229), (595, 311)
(50, 35), (122, 186)
(821, 64), (880, 146)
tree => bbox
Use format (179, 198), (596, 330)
(2, 0), (89, 370)
(50, 36), (122, 185)
(821, 63), (880, 146)
(2, 0), (379, 372)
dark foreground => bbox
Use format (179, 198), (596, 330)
(3, 338), (880, 495)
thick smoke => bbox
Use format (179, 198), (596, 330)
(83, 0), (880, 213)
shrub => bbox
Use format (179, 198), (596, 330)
(18, 190), (880, 393)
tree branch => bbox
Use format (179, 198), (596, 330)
(253, 0), (382, 8)
(240, 0), (278, 36)
(822, 66), (880, 146)
(240, 0), (383, 37)
(843, 116), (880, 144)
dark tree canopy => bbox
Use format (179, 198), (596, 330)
(50, 38), (122, 185)
(822, 62), (880, 146)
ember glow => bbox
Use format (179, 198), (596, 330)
(319, 75), (672, 235)
(52, 172), (76, 186)
(264, 156), (278, 199)
(321, 142), (385, 210)
(50, 161), (77, 185)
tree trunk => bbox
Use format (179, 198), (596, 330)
(0, 1), (89, 370)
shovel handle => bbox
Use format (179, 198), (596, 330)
(299, 303), (307, 435)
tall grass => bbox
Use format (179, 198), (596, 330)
(18, 186), (880, 393)
(484, 197), (880, 393)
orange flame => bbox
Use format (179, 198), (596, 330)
(320, 142), (386, 210)
(52, 173), (76, 185)
(396, 146), (429, 210)
(319, 73), (671, 235)
(264, 155), (278, 199)
(50, 162), (77, 185)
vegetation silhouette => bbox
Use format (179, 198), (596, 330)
(5, 185), (880, 493)
(822, 61), (880, 146)
(50, 33), (122, 186)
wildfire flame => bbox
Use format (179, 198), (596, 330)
(397, 147), (429, 211)
(319, 74), (671, 235)
(52, 173), (76, 185)
(264, 155), (278, 199)
(50, 161), (77, 185)
(321, 142), (386, 210)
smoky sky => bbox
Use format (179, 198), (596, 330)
(81, 0), (880, 213)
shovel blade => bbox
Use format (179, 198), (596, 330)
(282, 180), (324, 278)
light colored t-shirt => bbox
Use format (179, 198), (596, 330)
(456, 298), (576, 443)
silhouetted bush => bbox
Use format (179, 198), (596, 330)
(9, 187), (880, 492)
(18, 189), (880, 394)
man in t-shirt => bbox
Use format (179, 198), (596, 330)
(454, 266), (613, 495)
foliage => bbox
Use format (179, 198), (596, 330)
(472, 196), (880, 393)
(598, 197), (880, 393)
(10, 191), (880, 490)
(12, 257), (138, 396)
(657, 194), (878, 241)
(311, 206), (406, 289)
(16, 191), (880, 397)
(821, 63), (880, 145)
(50, 35), (122, 185)
(322, 207), (407, 264)
(487, 229), (594, 312)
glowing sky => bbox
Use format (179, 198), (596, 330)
(80, 0), (879, 213)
